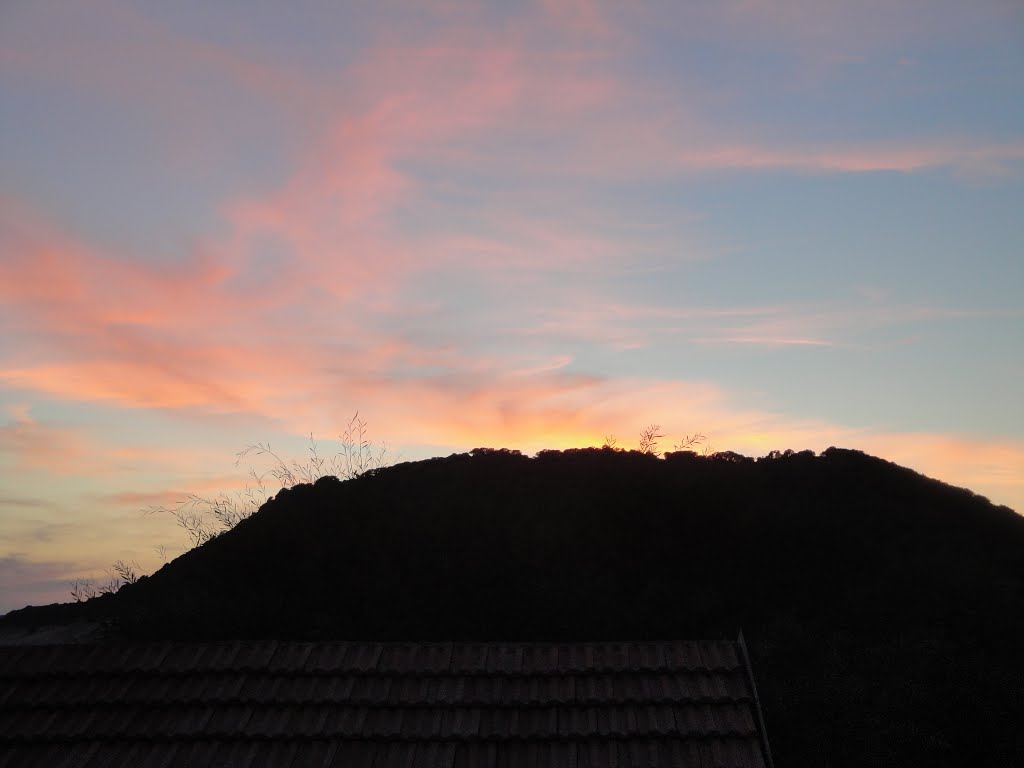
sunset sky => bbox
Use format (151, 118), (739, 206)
(2, 1), (1023, 613)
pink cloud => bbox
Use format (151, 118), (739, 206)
(0, 405), (227, 483)
(3, 192), (621, 427)
(538, 0), (616, 40)
(90, 469), (271, 511)
(674, 141), (1024, 176)
(0, 196), (235, 334)
(0, 407), (94, 476)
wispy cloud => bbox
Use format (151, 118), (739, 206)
(673, 141), (1024, 176)
(0, 495), (49, 509)
(517, 299), (1021, 351)
(705, 336), (835, 347)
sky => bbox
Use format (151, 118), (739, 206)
(1, 0), (1023, 613)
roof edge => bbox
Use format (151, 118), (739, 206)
(738, 629), (775, 768)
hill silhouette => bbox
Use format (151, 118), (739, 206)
(3, 446), (1023, 765)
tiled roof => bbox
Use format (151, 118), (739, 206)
(0, 639), (771, 768)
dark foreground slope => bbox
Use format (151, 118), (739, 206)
(5, 447), (1024, 765)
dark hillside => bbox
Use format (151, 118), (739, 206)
(4, 446), (1023, 765)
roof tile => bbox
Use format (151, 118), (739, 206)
(289, 739), (339, 768)
(606, 642), (629, 671)
(435, 674), (466, 704)
(171, 703), (217, 737)
(2, 707), (53, 740)
(540, 740), (577, 768)
(0, 639), (770, 767)
(234, 640), (278, 669)
(712, 703), (756, 736)
(328, 740), (379, 768)
(204, 701), (254, 734)
(454, 740), (498, 768)
(239, 673), (281, 700)
(415, 741), (457, 768)
(520, 707), (558, 738)
(498, 675), (526, 704)
(397, 675), (432, 705)
(55, 707), (101, 740)
(495, 740), (530, 768)
(408, 641), (450, 674)
(636, 643), (667, 671)
(279, 673), (317, 703)
(479, 707), (516, 739)
(566, 706), (597, 738)
(369, 706), (406, 738)
(397, 642), (442, 675)
(64, 740), (107, 768)
(158, 643), (204, 673)
(727, 737), (768, 768)
(586, 644), (606, 671)
(304, 642), (351, 673)
(326, 674), (356, 702)
(17, 677), (54, 706)
(444, 706), (482, 739)
(122, 643), (171, 673)
(42, 645), (91, 676)
(88, 705), (133, 737)
(579, 738), (614, 768)
(344, 642), (383, 672)
(176, 673), (210, 701)
(650, 673), (678, 702)
(378, 643), (418, 674)
(0, 646), (26, 678)
(665, 739), (703, 768)
(664, 641), (702, 670)
(210, 740), (264, 767)
(307, 673), (341, 701)
(252, 738), (301, 768)
(578, 674), (614, 703)
(207, 671), (246, 701)
(335, 706), (370, 736)
(700, 640), (740, 670)
(282, 704), (329, 741)
(209, 642), (247, 671)
(78, 741), (132, 768)
(126, 674), (170, 704)
(349, 673), (393, 704)
(377, 741), (422, 768)
(526, 676), (547, 705)
(402, 707), (444, 739)
(245, 703), (297, 738)
(451, 643), (489, 674)
(7, 647), (58, 678)
(267, 642), (313, 672)
(523, 643), (559, 674)
(485, 647), (524, 675)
